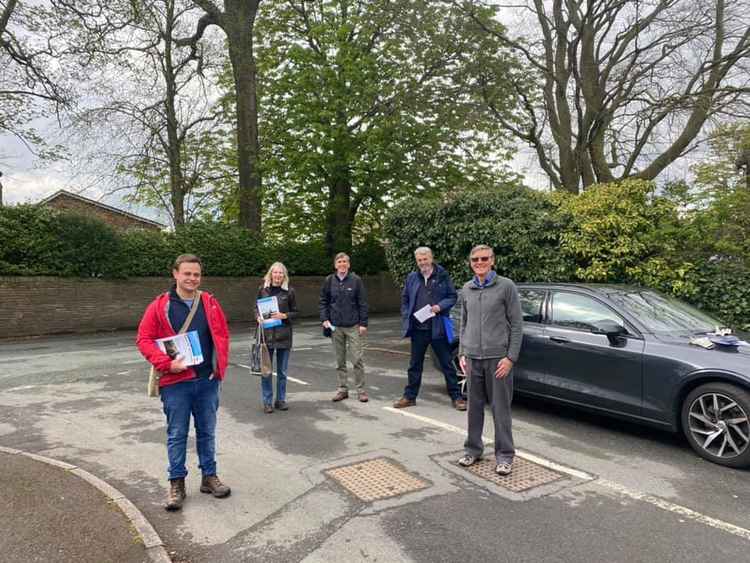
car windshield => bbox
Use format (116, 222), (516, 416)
(607, 289), (723, 334)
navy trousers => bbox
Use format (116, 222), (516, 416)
(404, 329), (462, 401)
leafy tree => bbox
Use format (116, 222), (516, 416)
(254, 0), (521, 254)
(462, 0), (750, 193)
(693, 123), (750, 193)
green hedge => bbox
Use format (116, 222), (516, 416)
(383, 181), (750, 329)
(0, 205), (387, 278)
(384, 184), (574, 287)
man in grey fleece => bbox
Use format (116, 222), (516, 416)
(457, 244), (523, 476)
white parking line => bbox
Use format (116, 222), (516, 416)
(233, 363), (310, 386)
(597, 479), (750, 541)
(383, 406), (750, 542)
(383, 407), (591, 480)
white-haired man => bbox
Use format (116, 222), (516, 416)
(394, 247), (465, 410)
(457, 245), (523, 476)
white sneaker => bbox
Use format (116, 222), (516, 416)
(458, 455), (479, 467)
(495, 462), (512, 476)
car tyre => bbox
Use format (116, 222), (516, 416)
(681, 382), (750, 468)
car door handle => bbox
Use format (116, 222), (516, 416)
(548, 335), (570, 343)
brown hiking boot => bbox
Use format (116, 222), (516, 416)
(165, 478), (186, 511)
(452, 398), (467, 411)
(200, 475), (231, 498)
(332, 390), (349, 402)
(393, 397), (416, 408)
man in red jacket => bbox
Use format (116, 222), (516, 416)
(137, 254), (231, 511)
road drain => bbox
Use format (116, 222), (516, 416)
(326, 457), (429, 501)
(460, 457), (562, 492)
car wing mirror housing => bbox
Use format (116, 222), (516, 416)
(591, 320), (628, 344)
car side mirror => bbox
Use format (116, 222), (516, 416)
(591, 320), (627, 344)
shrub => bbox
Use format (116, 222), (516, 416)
(352, 236), (388, 275)
(267, 240), (329, 275)
(0, 205), (59, 275)
(383, 183), (573, 286)
(691, 262), (750, 331)
(120, 228), (176, 277)
(172, 221), (268, 276)
(49, 213), (123, 277)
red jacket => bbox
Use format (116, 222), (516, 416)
(136, 291), (230, 387)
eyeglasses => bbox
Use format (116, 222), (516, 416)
(470, 256), (491, 263)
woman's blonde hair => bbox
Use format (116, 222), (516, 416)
(263, 261), (290, 290)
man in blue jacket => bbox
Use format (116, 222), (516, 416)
(393, 247), (466, 411)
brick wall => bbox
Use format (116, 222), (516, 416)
(0, 274), (401, 338)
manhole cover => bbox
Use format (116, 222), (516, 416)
(460, 457), (562, 492)
(326, 457), (429, 501)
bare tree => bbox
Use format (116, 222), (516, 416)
(1, 0), (70, 157)
(177, 0), (262, 232)
(66, 0), (229, 226)
(462, 0), (750, 193)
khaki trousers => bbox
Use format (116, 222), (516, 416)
(332, 325), (366, 392)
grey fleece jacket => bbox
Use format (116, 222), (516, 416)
(458, 273), (523, 362)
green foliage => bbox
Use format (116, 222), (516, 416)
(267, 240), (329, 276)
(252, 0), (520, 249)
(557, 179), (697, 295)
(49, 213), (123, 277)
(172, 222), (268, 277)
(691, 262), (750, 331)
(692, 123), (750, 193)
(119, 229), (176, 277)
(352, 236), (388, 276)
(0, 206), (123, 277)
(384, 182), (573, 287)
(0, 205), (60, 275)
(0, 205), (384, 278)
(385, 178), (750, 327)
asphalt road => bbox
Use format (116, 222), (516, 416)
(1, 315), (749, 563)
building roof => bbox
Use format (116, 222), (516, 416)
(40, 190), (165, 229)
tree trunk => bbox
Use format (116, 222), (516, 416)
(163, 0), (185, 227)
(325, 173), (353, 258)
(225, 1), (261, 232)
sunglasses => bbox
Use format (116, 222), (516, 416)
(470, 256), (491, 263)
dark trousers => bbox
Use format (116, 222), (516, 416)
(404, 329), (462, 401)
(463, 357), (515, 464)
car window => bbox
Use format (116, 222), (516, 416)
(551, 292), (626, 332)
(519, 289), (545, 323)
(605, 290), (721, 334)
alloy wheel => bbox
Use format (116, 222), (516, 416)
(687, 392), (750, 459)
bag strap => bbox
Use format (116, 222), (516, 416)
(178, 290), (202, 334)
(258, 322), (267, 346)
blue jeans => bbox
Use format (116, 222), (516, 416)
(160, 377), (220, 480)
(405, 330), (462, 401)
(261, 348), (290, 405)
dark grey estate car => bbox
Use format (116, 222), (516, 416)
(448, 283), (750, 468)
